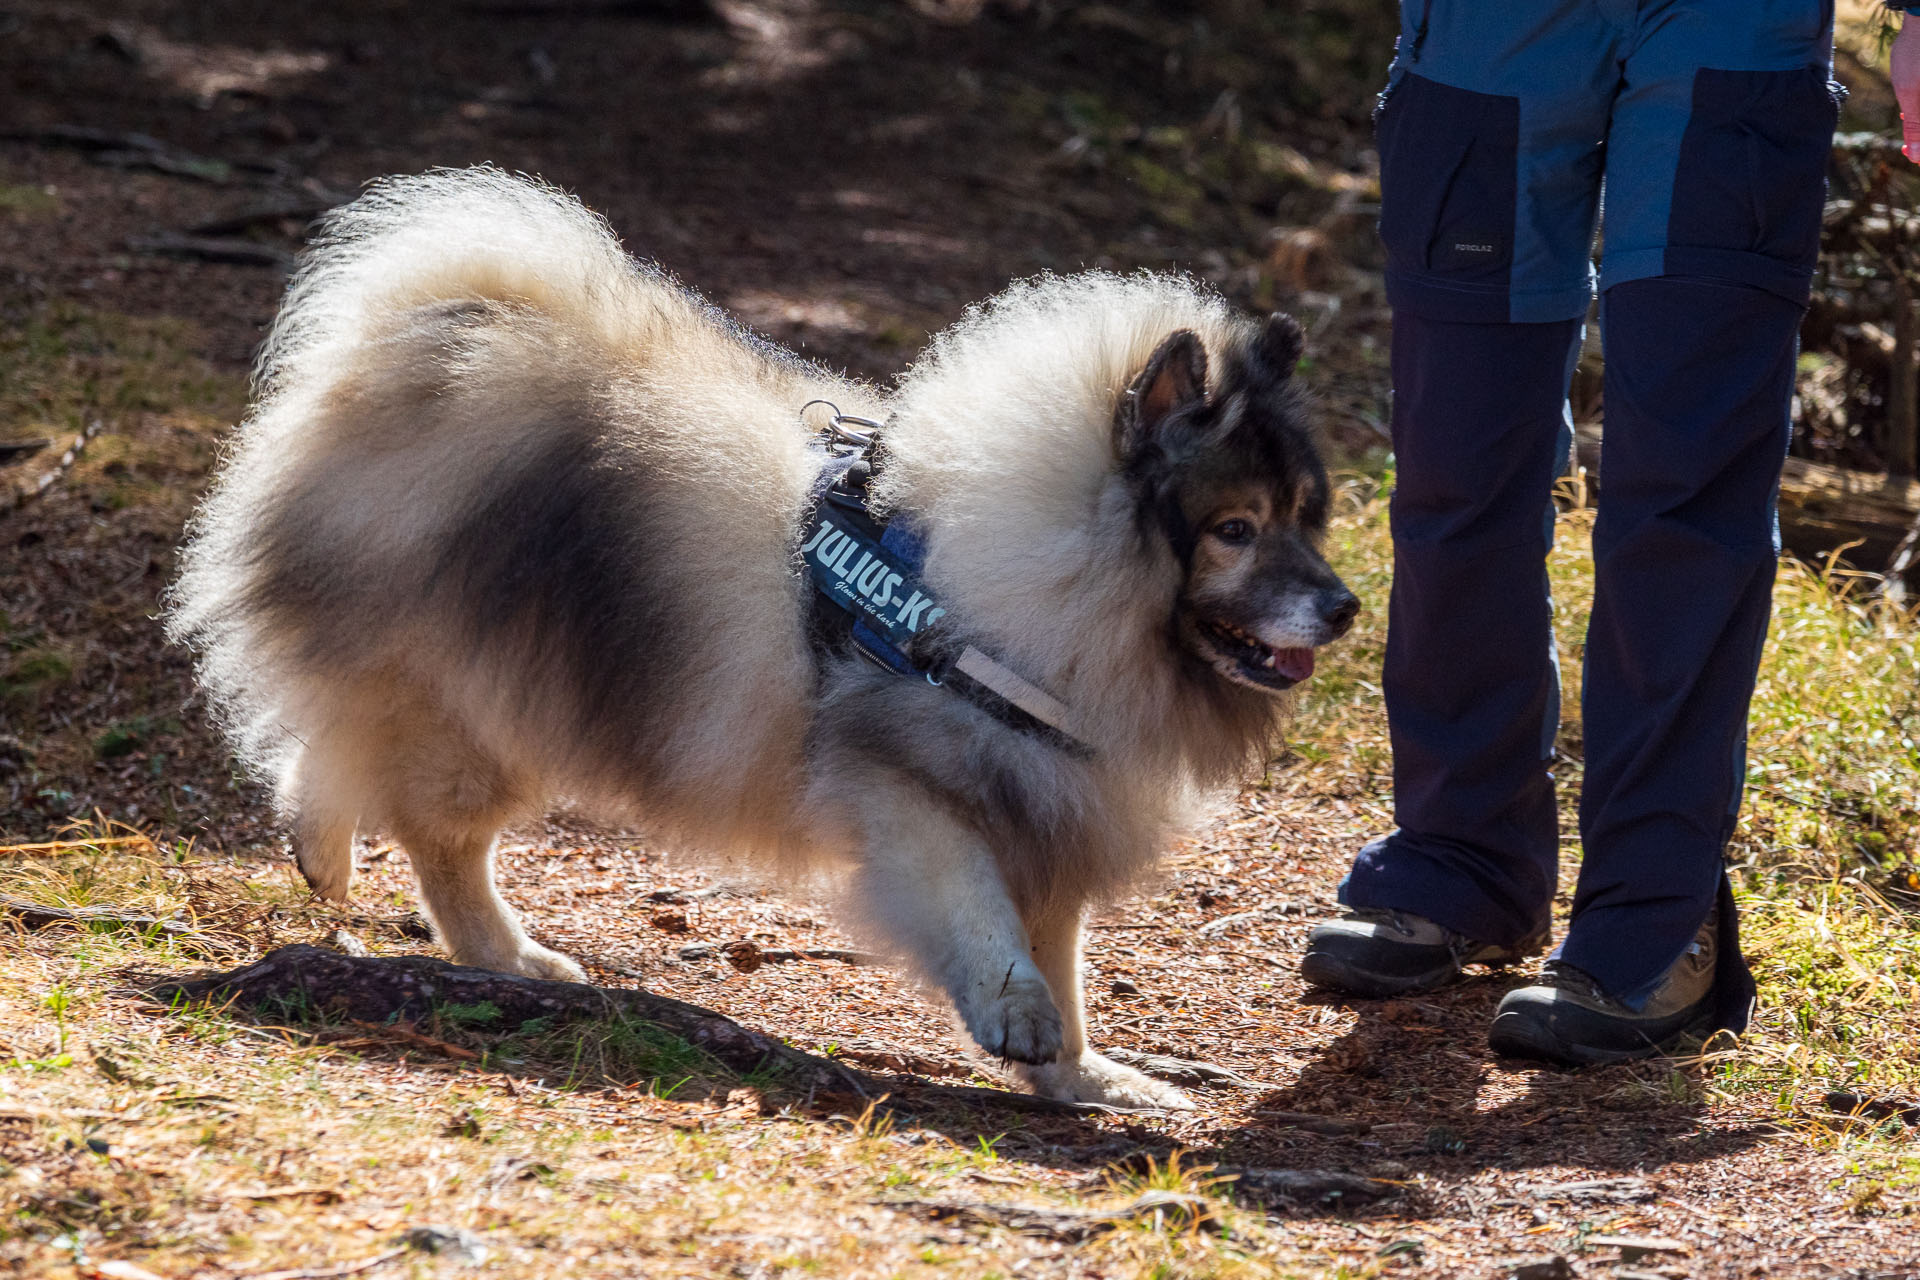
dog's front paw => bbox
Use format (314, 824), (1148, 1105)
(958, 977), (1063, 1064)
(1019, 1052), (1196, 1110)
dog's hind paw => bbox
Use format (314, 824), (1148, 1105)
(1019, 1052), (1196, 1111)
(959, 977), (1064, 1065)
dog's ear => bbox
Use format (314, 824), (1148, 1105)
(1115, 329), (1208, 460)
(1254, 313), (1305, 382)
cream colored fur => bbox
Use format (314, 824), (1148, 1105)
(169, 167), (1309, 1108)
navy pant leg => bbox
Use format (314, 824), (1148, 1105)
(1559, 276), (1796, 1024)
(1340, 314), (1581, 948)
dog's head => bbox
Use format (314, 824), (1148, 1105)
(1114, 314), (1357, 692)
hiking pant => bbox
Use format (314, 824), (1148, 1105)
(1339, 0), (1839, 1028)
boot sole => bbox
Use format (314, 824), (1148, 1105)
(1300, 935), (1548, 1000)
(1488, 1009), (1713, 1067)
(1298, 948), (1463, 998)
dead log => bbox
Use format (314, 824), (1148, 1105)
(141, 944), (1097, 1115)
(4, 897), (199, 939)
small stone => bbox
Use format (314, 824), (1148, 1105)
(397, 1225), (489, 1266)
(1109, 977), (1142, 997)
(321, 928), (370, 957)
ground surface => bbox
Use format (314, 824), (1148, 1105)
(4, 2), (1920, 1278)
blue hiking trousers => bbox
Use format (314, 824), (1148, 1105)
(1340, 0), (1839, 1030)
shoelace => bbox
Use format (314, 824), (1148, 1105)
(1537, 959), (1624, 1010)
(1350, 908), (1422, 938)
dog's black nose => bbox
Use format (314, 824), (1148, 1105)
(1322, 590), (1360, 638)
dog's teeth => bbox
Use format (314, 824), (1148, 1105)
(1262, 652), (1276, 668)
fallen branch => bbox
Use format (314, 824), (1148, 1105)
(1, 125), (232, 183)
(677, 940), (879, 970)
(347, 1018), (479, 1061)
(243, 1249), (405, 1280)
(1195, 909), (1262, 938)
(188, 196), (334, 237)
(1224, 1167), (1398, 1207)
(128, 233), (296, 269)
(1251, 1109), (1372, 1136)
(3, 898), (197, 939)
(142, 944), (1098, 1115)
(1527, 1176), (1656, 1204)
(1104, 1048), (1268, 1090)
(0, 438), (50, 464)
(5, 419), (101, 513)
(231, 1183), (342, 1203)
(0, 835), (157, 856)
(883, 1190), (1218, 1241)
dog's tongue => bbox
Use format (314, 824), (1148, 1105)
(1273, 648), (1315, 683)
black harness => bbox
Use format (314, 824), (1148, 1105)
(797, 404), (1093, 758)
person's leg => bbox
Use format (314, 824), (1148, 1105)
(1338, 313), (1580, 950)
(1562, 278), (1799, 1014)
(1311, 0), (1618, 985)
(1493, 0), (1836, 1053)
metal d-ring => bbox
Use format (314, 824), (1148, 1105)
(799, 399), (883, 450)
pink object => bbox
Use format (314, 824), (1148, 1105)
(1895, 18), (1920, 162)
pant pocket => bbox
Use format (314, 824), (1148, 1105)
(1667, 67), (1837, 280)
(1377, 73), (1519, 287)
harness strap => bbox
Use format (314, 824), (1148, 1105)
(798, 407), (1092, 758)
(942, 646), (1089, 757)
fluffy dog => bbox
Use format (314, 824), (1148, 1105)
(168, 168), (1356, 1108)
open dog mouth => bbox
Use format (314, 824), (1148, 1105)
(1196, 616), (1315, 689)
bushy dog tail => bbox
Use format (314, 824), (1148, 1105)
(256, 166), (681, 402)
(167, 168), (710, 786)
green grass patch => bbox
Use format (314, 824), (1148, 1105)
(0, 302), (240, 443)
(497, 1009), (722, 1095)
(0, 183), (60, 219)
(1, 642), (74, 705)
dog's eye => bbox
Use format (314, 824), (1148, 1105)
(1211, 518), (1255, 545)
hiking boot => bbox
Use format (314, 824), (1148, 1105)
(1299, 909), (1550, 998)
(1488, 910), (1720, 1066)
